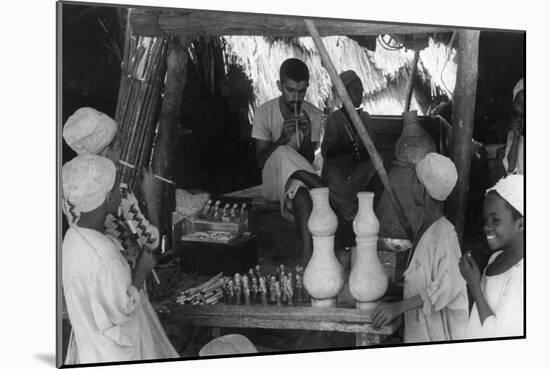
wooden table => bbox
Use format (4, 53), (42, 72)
(169, 303), (401, 347)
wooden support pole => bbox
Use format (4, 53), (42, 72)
(151, 38), (189, 226)
(403, 50), (420, 112)
(448, 30), (480, 243)
(305, 19), (415, 241)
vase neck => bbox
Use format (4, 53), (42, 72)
(356, 236), (378, 249)
(312, 236), (336, 255)
(357, 192), (374, 206)
(310, 188), (330, 206)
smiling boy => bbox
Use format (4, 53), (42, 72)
(459, 175), (524, 338)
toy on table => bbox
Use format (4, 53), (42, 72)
(242, 276), (250, 306)
(274, 281), (282, 306)
(286, 272), (294, 305)
(221, 204), (231, 222)
(281, 275), (288, 304)
(201, 200), (212, 218)
(227, 279), (236, 304)
(234, 273), (242, 305)
(251, 276), (258, 304)
(269, 276), (277, 303)
(230, 203), (239, 222)
(239, 203), (248, 223)
(259, 277), (267, 305)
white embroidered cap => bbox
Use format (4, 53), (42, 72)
(62, 154), (117, 214)
(415, 153), (458, 201)
(63, 107), (118, 155)
(486, 175), (524, 216)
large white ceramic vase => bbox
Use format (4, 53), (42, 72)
(303, 188), (343, 307)
(349, 192), (388, 310)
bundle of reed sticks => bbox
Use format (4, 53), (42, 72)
(175, 273), (224, 305)
(114, 22), (171, 192)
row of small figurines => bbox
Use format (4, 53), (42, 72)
(220, 265), (309, 306)
(199, 200), (249, 223)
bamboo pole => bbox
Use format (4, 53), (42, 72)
(448, 30), (480, 243)
(304, 19), (415, 241)
(403, 50), (420, 112)
(151, 37), (189, 223)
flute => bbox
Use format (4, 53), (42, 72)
(294, 104), (300, 149)
(118, 160), (175, 186)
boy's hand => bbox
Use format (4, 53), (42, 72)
(135, 247), (157, 276)
(459, 252), (481, 287)
(371, 301), (402, 329)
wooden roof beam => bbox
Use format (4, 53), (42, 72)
(130, 8), (453, 37)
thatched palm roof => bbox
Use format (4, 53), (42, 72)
(223, 35), (456, 117)
(128, 7), (457, 117)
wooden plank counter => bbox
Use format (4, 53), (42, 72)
(169, 304), (401, 346)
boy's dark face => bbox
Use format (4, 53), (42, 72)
(106, 177), (122, 215)
(100, 132), (122, 163)
(483, 193), (523, 251)
(412, 171), (425, 207)
(346, 79), (364, 108)
(277, 77), (309, 113)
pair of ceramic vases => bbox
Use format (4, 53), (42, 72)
(302, 110), (436, 308)
(303, 188), (387, 309)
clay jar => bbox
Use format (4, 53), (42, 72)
(394, 110), (436, 165)
(349, 192), (388, 310)
(303, 236), (344, 307)
(353, 192), (380, 238)
(307, 188), (338, 237)
(304, 187), (342, 307)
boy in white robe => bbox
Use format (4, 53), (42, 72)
(459, 175), (524, 338)
(372, 153), (468, 342)
(62, 155), (178, 364)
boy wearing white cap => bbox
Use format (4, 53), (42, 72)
(63, 107), (160, 269)
(61, 155), (178, 364)
(459, 175), (524, 338)
(372, 153), (468, 343)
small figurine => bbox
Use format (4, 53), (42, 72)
(259, 276), (267, 306)
(251, 276), (258, 304)
(286, 273), (294, 305)
(239, 203), (248, 223)
(255, 265), (262, 279)
(212, 200), (222, 219)
(274, 281), (282, 306)
(201, 199), (212, 218)
(279, 264), (285, 283)
(234, 273), (242, 305)
(281, 275), (288, 304)
(227, 279), (235, 304)
(209, 200), (220, 218)
(230, 203), (239, 222)
(269, 276), (277, 303)
(221, 204), (231, 222)
(295, 274), (303, 303)
(242, 276), (250, 306)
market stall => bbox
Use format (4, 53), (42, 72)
(113, 7), (480, 354)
